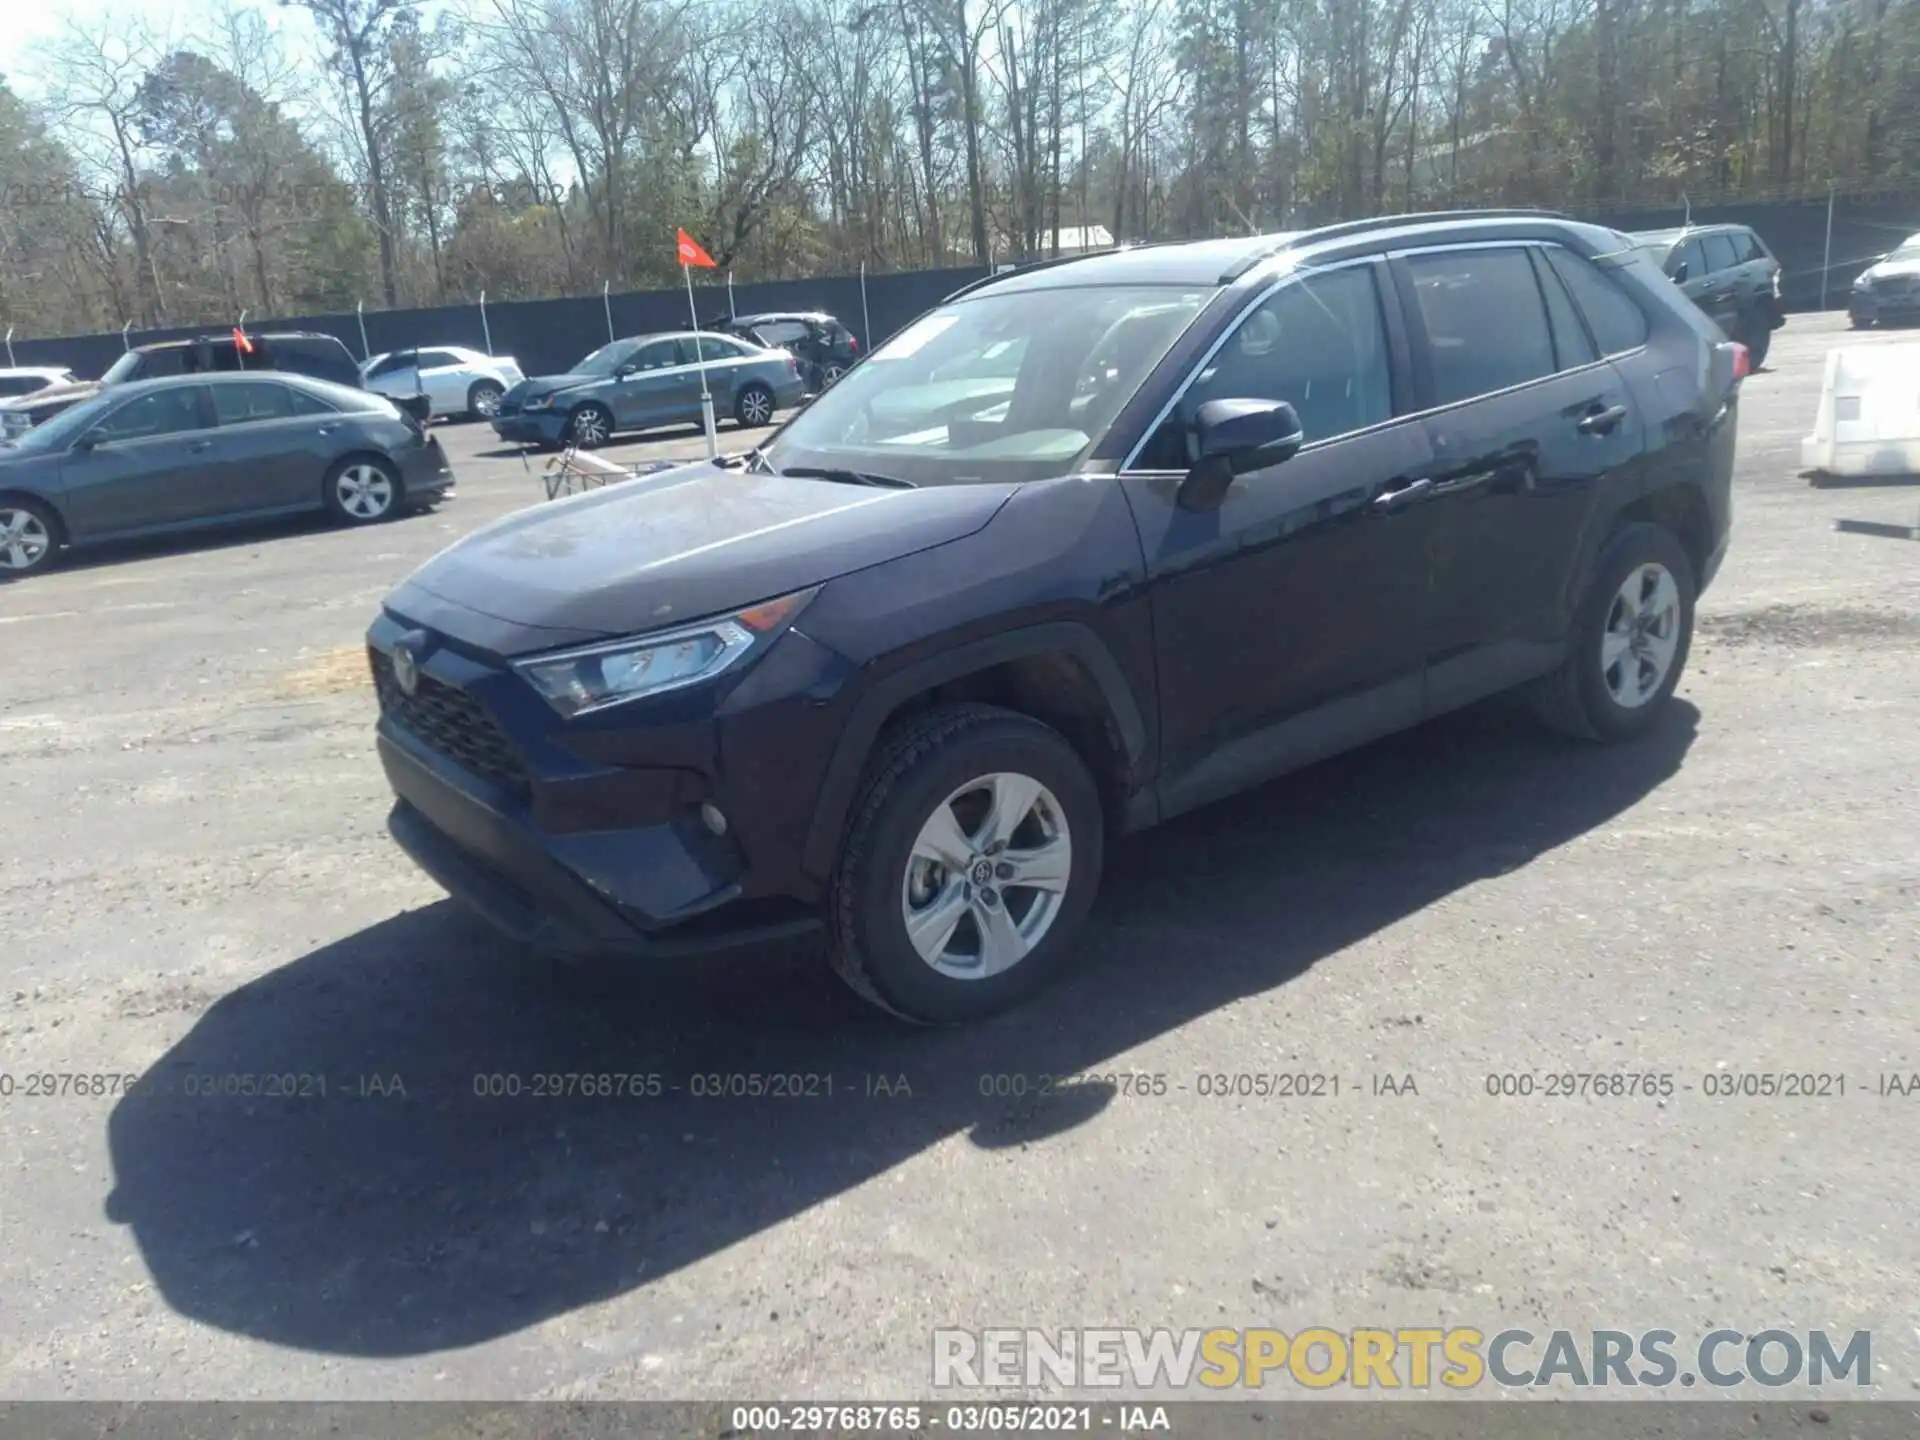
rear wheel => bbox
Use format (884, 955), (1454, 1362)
(324, 456), (403, 524)
(0, 496), (61, 577)
(567, 403), (613, 449)
(821, 362), (847, 387)
(1529, 523), (1695, 742)
(828, 704), (1104, 1024)
(735, 383), (775, 428)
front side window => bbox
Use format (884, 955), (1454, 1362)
(629, 340), (683, 371)
(1674, 238), (1709, 280)
(415, 350), (461, 369)
(87, 386), (211, 443)
(1138, 265), (1393, 469)
(688, 336), (748, 360)
(573, 340), (641, 376)
(213, 380), (335, 423)
(1406, 248), (1556, 406)
(762, 283), (1208, 487)
(1702, 233), (1740, 272)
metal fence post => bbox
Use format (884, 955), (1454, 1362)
(356, 300), (370, 360)
(121, 321), (132, 351)
(603, 281), (614, 343)
(859, 260), (873, 350)
(1820, 183), (1836, 311)
(4, 326), (12, 367)
(479, 290), (492, 355)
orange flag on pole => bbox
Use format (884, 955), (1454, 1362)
(676, 228), (717, 268)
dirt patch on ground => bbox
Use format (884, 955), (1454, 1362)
(273, 646), (373, 698)
(1697, 604), (1920, 649)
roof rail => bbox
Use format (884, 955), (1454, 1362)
(1219, 208), (1573, 281)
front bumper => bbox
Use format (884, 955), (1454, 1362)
(491, 410), (570, 444)
(1850, 290), (1920, 325)
(380, 724), (820, 960)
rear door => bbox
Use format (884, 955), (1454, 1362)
(206, 379), (344, 513)
(57, 385), (220, 536)
(1391, 242), (1644, 714)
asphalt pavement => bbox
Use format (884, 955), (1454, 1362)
(1, 316), (1917, 1404)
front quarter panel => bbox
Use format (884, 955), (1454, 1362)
(786, 474), (1158, 889)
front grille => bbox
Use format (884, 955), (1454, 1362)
(370, 648), (529, 796)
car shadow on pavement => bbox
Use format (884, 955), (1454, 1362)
(103, 698), (1698, 1358)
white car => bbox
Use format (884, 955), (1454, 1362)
(0, 366), (78, 400)
(360, 345), (525, 420)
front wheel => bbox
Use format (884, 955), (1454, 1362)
(0, 496), (62, 577)
(828, 704), (1105, 1024)
(324, 456), (403, 524)
(1529, 523), (1696, 742)
(567, 403), (613, 449)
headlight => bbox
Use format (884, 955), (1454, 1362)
(513, 589), (816, 718)
(1854, 274), (1873, 289)
(523, 394), (553, 410)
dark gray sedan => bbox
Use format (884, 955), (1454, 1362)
(0, 372), (454, 578)
(490, 330), (807, 448)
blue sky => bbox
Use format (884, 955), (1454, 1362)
(1, 0), (317, 96)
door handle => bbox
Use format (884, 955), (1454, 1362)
(1369, 478), (1434, 513)
(1577, 404), (1629, 436)
(185, 439), (214, 452)
(316, 423), (340, 434)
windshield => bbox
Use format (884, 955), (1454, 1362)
(571, 340), (638, 377)
(98, 351), (143, 385)
(7, 390), (118, 449)
(760, 284), (1209, 486)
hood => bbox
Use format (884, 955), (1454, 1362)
(386, 460), (1019, 657)
(1862, 257), (1920, 283)
(502, 373), (601, 405)
(0, 379), (100, 414)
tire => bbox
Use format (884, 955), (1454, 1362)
(735, 383), (776, 428)
(567, 403), (614, 449)
(323, 455), (403, 525)
(467, 379), (504, 420)
(821, 362), (846, 388)
(1529, 522), (1696, 743)
(827, 703), (1105, 1024)
(0, 495), (62, 578)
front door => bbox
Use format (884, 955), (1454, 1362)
(1390, 243), (1645, 714)
(1119, 260), (1436, 819)
(57, 384), (220, 537)
(611, 338), (691, 430)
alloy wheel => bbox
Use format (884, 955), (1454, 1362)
(571, 408), (610, 445)
(900, 771), (1073, 980)
(1601, 562), (1681, 708)
(472, 384), (503, 418)
(0, 508), (51, 572)
(335, 464), (394, 520)
(740, 389), (774, 426)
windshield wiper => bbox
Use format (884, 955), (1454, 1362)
(779, 465), (915, 489)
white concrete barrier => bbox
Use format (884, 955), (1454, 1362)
(1801, 342), (1920, 477)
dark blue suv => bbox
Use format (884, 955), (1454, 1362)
(370, 210), (1742, 1023)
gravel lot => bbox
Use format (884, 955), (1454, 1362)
(1, 313), (1917, 1405)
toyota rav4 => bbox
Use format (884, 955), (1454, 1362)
(367, 210), (1743, 1024)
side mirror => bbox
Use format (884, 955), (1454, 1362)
(615, 363), (638, 379)
(1671, 261), (1689, 283)
(1177, 398), (1304, 512)
(71, 434), (98, 452)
